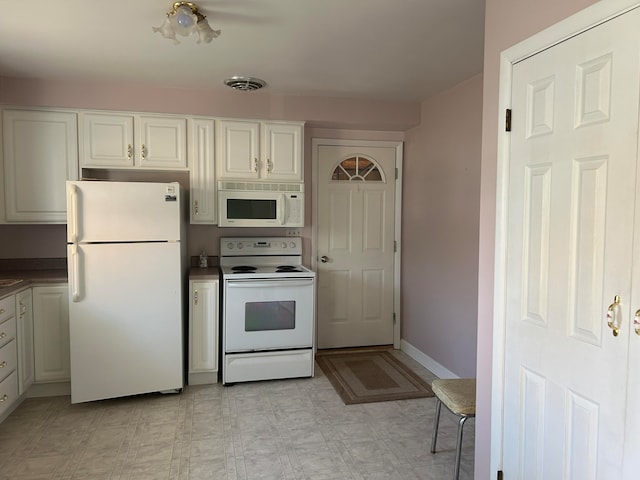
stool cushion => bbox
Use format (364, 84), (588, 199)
(431, 378), (476, 416)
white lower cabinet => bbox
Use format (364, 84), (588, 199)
(0, 295), (18, 419)
(16, 289), (34, 394)
(32, 286), (70, 383)
(188, 278), (219, 384)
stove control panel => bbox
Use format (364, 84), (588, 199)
(221, 237), (301, 256)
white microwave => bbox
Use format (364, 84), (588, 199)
(218, 181), (304, 227)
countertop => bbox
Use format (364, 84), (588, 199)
(0, 269), (68, 299)
(189, 267), (220, 280)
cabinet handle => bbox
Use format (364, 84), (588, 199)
(0, 361), (7, 368)
(0, 332), (5, 339)
(253, 158), (258, 172)
(127, 144), (133, 160)
(0, 308), (4, 314)
(194, 289), (198, 305)
(267, 158), (273, 173)
(607, 295), (623, 337)
(0, 394), (8, 403)
(194, 200), (199, 215)
(19, 301), (26, 317)
(634, 309), (640, 336)
(141, 144), (147, 160)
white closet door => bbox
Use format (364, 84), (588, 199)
(502, 7), (640, 479)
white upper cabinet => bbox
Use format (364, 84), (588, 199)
(189, 118), (216, 224)
(217, 120), (304, 181)
(1, 109), (78, 223)
(263, 122), (303, 181)
(80, 112), (187, 169)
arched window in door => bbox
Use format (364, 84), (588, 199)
(331, 155), (385, 182)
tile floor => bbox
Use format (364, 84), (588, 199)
(0, 351), (474, 479)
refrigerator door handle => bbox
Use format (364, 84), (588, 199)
(69, 245), (81, 302)
(68, 183), (79, 243)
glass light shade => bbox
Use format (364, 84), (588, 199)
(196, 21), (221, 44)
(170, 5), (198, 36)
(152, 16), (180, 44)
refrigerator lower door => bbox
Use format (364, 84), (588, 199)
(68, 242), (183, 403)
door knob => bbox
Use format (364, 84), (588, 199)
(607, 295), (622, 337)
(320, 256), (329, 263)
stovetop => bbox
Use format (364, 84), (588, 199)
(219, 236), (315, 279)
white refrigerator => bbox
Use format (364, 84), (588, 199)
(66, 180), (185, 403)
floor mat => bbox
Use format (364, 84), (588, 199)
(316, 349), (434, 405)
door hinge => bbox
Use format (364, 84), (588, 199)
(393, 240), (397, 253)
(395, 167), (398, 180)
(393, 312), (396, 324)
(505, 109), (512, 132)
(497, 470), (503, 480)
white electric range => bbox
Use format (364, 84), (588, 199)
(219, 237), (316, 385)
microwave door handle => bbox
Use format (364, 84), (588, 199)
(279, 194), (286, 225)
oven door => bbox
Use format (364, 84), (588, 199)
(224, 278), (314, 352)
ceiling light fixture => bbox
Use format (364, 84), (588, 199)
(153, 2), (220, 45)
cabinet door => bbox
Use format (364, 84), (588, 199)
(33, 286), (70, 383)
(217, 120), (260, 179)
(15, 289), (34, 394)
(263, 122), (303, 181)
(2, 109), (78, 223)
(80, 113), (134, 168)
(136, 116), (187, 169)
(189, 280), (219, 384)
(189, 119), (216, 224)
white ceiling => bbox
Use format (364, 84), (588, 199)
(0, 0), (485, 103)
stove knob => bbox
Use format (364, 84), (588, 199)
(289, 241), (296, 249)
(281, 242), (287, 249)
(226, 242), (234, 249)
(237, 242), (244, 249)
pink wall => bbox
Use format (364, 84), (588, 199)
(0, 77), (420, 131)
(403, 74), (483, 378)
(0, 77), (417, 262)
(476, 0), (598, 478)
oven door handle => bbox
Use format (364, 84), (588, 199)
(227, 279), (314, 288)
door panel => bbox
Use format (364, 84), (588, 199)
(317, 144), (396, 348)
(502, 8), (640, 478)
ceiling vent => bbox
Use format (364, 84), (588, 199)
(224, 76), (266, 91)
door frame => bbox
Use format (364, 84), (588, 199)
(491, 0), (640, 475)
(311, 138), (403, 349)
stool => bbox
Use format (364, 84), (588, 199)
(430, 378), (476, 480)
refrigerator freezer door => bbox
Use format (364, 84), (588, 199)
(67, 181), (181, 243)
(68, 242), (183, 403)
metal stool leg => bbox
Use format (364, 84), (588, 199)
(453, 415), (470, 480)
(430, 398), (442, 454)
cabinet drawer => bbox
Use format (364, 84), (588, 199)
(0, 370), (18, 418)
(0, 296), (15, 323)
(0, 316), (16, 348)
(0, 339), (17, 382)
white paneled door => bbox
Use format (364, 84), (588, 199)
(316, 143), (398, 349)
(501, 7), (640, 479)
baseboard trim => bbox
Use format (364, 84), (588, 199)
(400, 339), (459, 379)
(27, 382), (71, 398)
